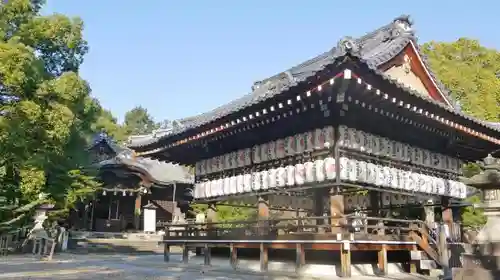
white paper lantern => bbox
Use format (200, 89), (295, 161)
(348, 159), (358, 182)
(422, 150), (431, 166)
(390, 168), (399, 189)
(223, 177), (231, 195)
(285, 136), (295, 156)
(268, 168), (277, 189)
(366, 162), (377, 185)
(235, 174), (244, 193)
(372, 135), (382, 155)
(323, 126), (335, 148)
(359, 195), (370, 209)
(410, 173), (420, 192)
(395, 142), (404, 161)
(252, 145), (261, 164)
(276, 139), (286, 158)
(338, 125), (349, 148)
(347, 128), (357, 149)
(375, 165), (384, 186)
(404, 144), (413, 162)
(314, 159), (326, 182)
(304, 161), (315, 183)
(295, 134), (306, 154)
(324, 157), (336, 180)
(230, 152), (238, 169)
(205, 180), (213, 197)
(277, 167), (286, 187)
(286, 165), (295, 186)
(261, 170), (269, 190)
(260, 142), (269, 162)
(195, 162), (202, 176)
(314, 128), (325, 150)
(364, 133), (374, 154)
(304, 131), (314, 152)
(244, 148), (252, 166)
(223, 154), (231, 170)
(229, 176), (237, 194)
(243, 173), (252, 193)
(267, 141), (277, 161)
(295, 163), (305, 185)
(358, 161), (368, 183)
(358, 130), (367, 152)
(252, 172), (261, 191)
(339, 157), (349, 181)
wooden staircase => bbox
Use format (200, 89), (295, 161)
(409, 223), (441, 270)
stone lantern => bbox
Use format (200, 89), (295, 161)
(453, 154), (500, 279)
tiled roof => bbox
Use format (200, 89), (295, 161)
(91, 134), (194, 185)
(127, 15), (493, 149)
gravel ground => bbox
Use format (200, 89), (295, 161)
(0, 254), (434, 280)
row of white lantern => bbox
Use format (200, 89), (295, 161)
(194, 125), (463, 176)
(193, 157), (467, 200)
(338, 125), (462, 173)
(194, 126), (335, 175)
(344, 193), (437, 210)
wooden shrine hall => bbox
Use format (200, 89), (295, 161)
(69, 132), (194, 232)
(127, 16), (500, 277)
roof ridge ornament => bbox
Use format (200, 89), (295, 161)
(392, 15), (414, 38)
(337, 36), (359, 54)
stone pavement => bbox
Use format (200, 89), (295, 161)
(0, 253), (435, 279)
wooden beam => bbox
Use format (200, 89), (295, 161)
(230, 243), (237, 269)
(203, 244), (211, 266)
(295, 243), (305, 272)
(377, 244), (388, 276)
(182, 243), (189, 263)
(330, 191), (344, 234)
(340, 242), (351, 277)
(260, 243), (268, 272)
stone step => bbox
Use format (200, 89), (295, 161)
(69, 239), (165, 254)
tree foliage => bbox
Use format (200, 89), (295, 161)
(0, 0), (107, 231)
(123, 106), (157, 135)
(423, 38), (500, 228)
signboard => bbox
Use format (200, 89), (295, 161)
(143, 208), (156, 233)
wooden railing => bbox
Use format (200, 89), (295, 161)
(162, 214), (427, 241)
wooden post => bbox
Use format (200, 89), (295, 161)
(163, 239), (170, 262)
(230, 243), (237, 269)
(410, 244), (418, 274)
(206, 203), (217, 238)
(295, 243), (305, 272)
(340, 241), (351, 277)
(203, 244), (211, 266)
(260, 243), (268, 272)
(134, 193), (142, 230)
(182, 243), (189, 263)
(378, 244), (388, 276)
(330, 189), (344, 234)
(258, 195), (270, 236)
(313, 189), (326, 233)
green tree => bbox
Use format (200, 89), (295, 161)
(123, 106), (157, 135)
(422, 38), (500, 228)
(0, 0), (107, 231)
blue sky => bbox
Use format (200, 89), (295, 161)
(43, 0), (499, 123)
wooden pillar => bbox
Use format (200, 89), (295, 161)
(410, 244), (418, 274)
(182, 243), (189, 263)
(260, 243), (268, 272)
(258, 195), (269, 272)
(258, 195), (270, 236)
(330, 189), (344, 234)
(340, 241), (351, 277)
(230, 243), (237, 269)
(314, 189), (326, 233)
(134, 193), (142, 230)
(206, 203), (217, 238)
(163, 241), (170, 262)
(440, 197), (451, 274)
(295, 243), (305, 272)
(378, 244), (388, 276)
(203, 244), (211, 266)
